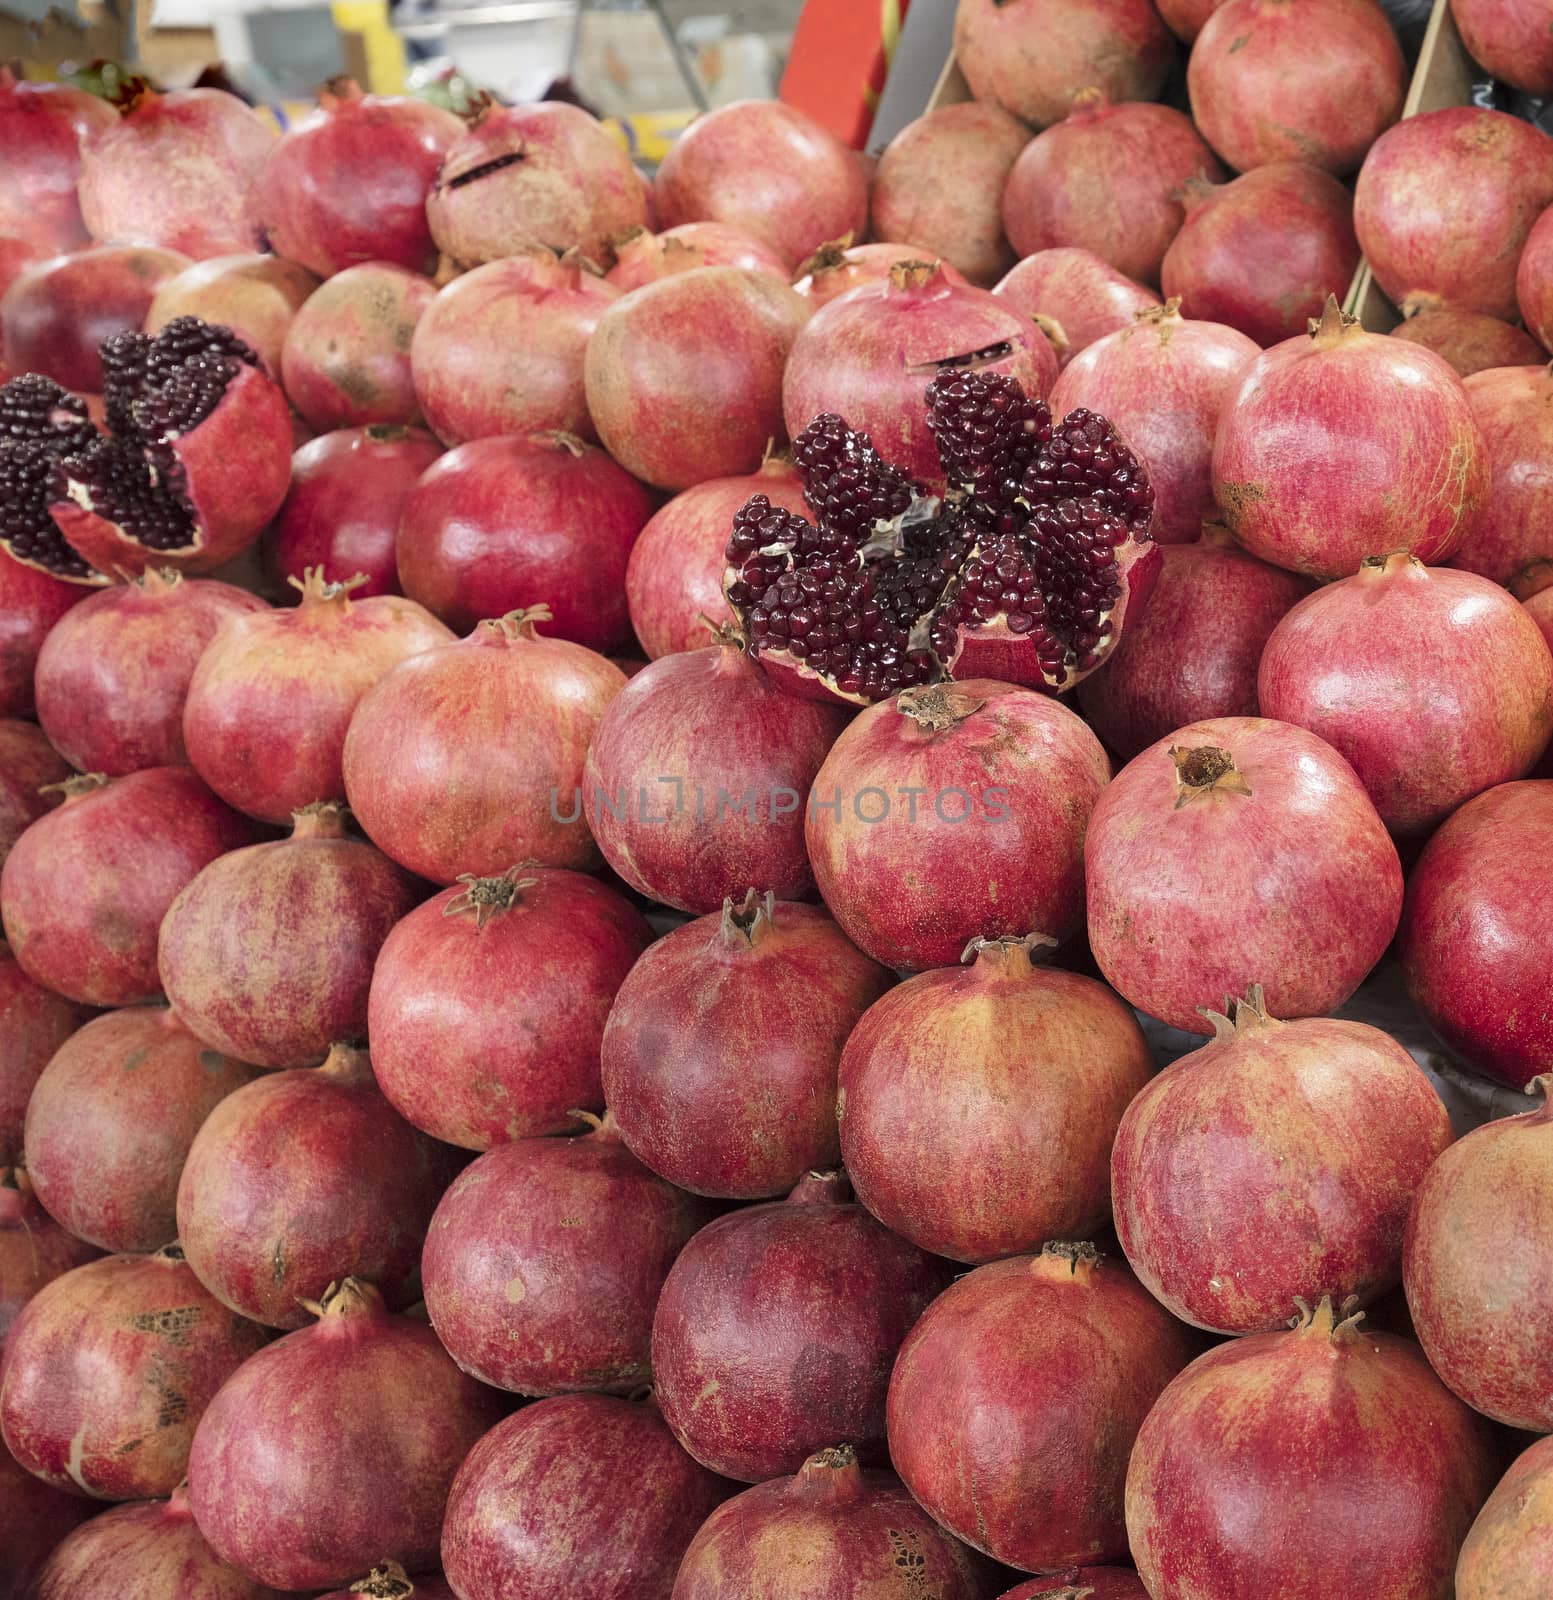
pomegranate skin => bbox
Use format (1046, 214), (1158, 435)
(1392, 308), (1545, 378)
(1519, 205), (1553, 348)
(34, 567), (267, 775)
(607, 221), (791, 292)
(807, 680), (1110, 972)
(1452, 0), (1553, 93)
(652, 1171), (952, 1482)
(441, 1394), (731, 1600)
(999, 1575), (1148, 1600)
(602, 897), (892, 1200)
(1354, 107), (1553, 322)
(1124, 1297), (1500, 1600)
(652, 99), (868, 270)
(1, 767), (257, 1007)
(839, 939), (1153, 1263)
(0, 947), (86, 1164)
(673, 1446), (1000, 1600)
(1457, 1435), (1553, 1600)
(145, 252), (319, 376)
(422, 1113), (716, 1395)
(0, 718), (71, 866)
(0, 1246), (267, 1500)
(1212, 299), (1487, 578)
(0, 1442), (95, 1600)
(888, 1244), (1197, 1571)
(1086, 716), (1402, 1033)
(25, 1006), (260, 1254)
(0, 69), (117, 253)
(1002, 94), (1224, 287)
(994, 247), (1163, 367)
(0, 552), (83, 716)
(0, 1169), (101, 1349)
(1161, 163), (1361, 347)
(1453, 364), (1553, 585)
(1158, 0), (1229, 35)
(585, 267), (810, 492)
(158, 803), (420, 1069)
(792, 240), (971, 307)
(187, 1279), (506, 1590)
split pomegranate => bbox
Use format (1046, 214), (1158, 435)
(888, 1243), (1196, 1571)
(0, 551), (82, 709)
(0, 717), (70, 864)
(1391, 307), (1545, 377)
(145, 252), (319, 375)
(0, 67), (118, 252)
(1519, 205), (1553, 348)
(1, 766), (256, 1007)
(653, 1170), (952, 1481)
(1160, 163), (1361, 346)
(1354, 107), (1553, 321)
(652, 99), (868, 270)
(441, 1394), (730, 1600)
(792, 239), (971, 307)
(0, 946), (85, 1164)
(1456, 1436), (1553, 1600)
(994, 248), (1162, 368)
(25, 1005), (260, 1254)
(34, 567), (266, 774)
(0, 1441), (95, 1600)
(0, 1245), (267, 1500)
(187, 1279), (506, 1590)
(674, 1446), (1001, 1600)
(1086, 715), (1403, 1032)
(0, 1169), (100, 1347)
(999, 1574), (1149, 1600)
(1212, 298), (1487, 577)
(1125, 1296), (1500, 1600)
(1452, 363), (1553, 585)
(316, 1563), (455, 1600)
(606, 221), (791, 291)
(602, 895), (891, 1198)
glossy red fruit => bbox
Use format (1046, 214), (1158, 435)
(0, 718), (70, 866)
(1456, 1435), (1553, 1600)
(994, 248), (1162, 368)
(1453, 363), (1553, 586)
(0, 1441), (96, 1600)
(0, 553), (82, 714)
(145, 252), (319, 376)
(1519, 205), (1553, 348)
(1391, 308), (1545, 378)
(889, 1244), (1196, 1570)
(0, 1168), (100, 1348)
(999, 1573), (1149, 1600)
(791, 239), (971, 307)
(1125, 1296), (1500, 1600)
(0, 235), (42, 306)
(0, 947), (85, 1164)
(0, 67), (118, 253)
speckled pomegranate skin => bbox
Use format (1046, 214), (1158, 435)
(994, 248), (1162, 368)
(1519, 206), (1553, 348)
(1457, 1435), (1553, 1600)
(0, 718), (70, 866)
(1453, 364), (1553, 585)
(999, 1571), (1149, 1599)
(0, 69), (117, 252)
(1124, 1298), (1500, 1600)
(1391, 309), (1544, 378)
(0, 1169), (100, 1349)
(146, 253), (319, 377)
(0, 1440), (95, 1600)
(0, 947), (86, 1163)
(0, 555), (83, 713)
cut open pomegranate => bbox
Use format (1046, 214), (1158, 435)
(0, 373), (106, 583)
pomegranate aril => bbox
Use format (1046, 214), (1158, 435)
(0, 376), (102, 581)
(925, 369), (1052, 508)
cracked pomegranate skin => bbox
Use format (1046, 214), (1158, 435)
(0, 1246), (267, 1500)
(146, 253), (319, 377)
(0, 552), (82, 716)
(999, 1572), (1149, 1599)
(0, 947), (86, 1164)
(0, 68), (118, 253)
(994, 248), (1162, 368)
(0, 1441), (95, 1600)
(1457, 1435), (1553, 1600)
(888, 1245), (1196, 1571)
(1391, 308), (1544, 379)
(1124, 1299), (1500, 1600)
(0, 717), (70, 866)
(1453, 364), (1553, 585)
(0, 1169), (100, 1349)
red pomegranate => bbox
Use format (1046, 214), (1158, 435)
(1453, 0), (1553, 92)
(253, 79), (465, 277)
(602, 895), (891, 1198)
(34, 567), (267, 774)
(0, 552), (83, 711)
(653, 1170), (952, 1481)
(0, 235), (42, 307)
(441, 1394), (730, 1600)
(1086, 716), (1402, 1032)
(0, 1169), (100, 1348)
(187, 1279), (506, 1590)
(1452, 363), (1553, 585)
(1355, 108), (1553, 321)
(606, 221), (790, 291)
(1, 766), (256, 1007)
(585, 266), (809, 491)
(266, 425), (441, 598)
(1, 1245), (267, 1500)
(0, 1440), (96, 1600)
(0, 947), (85, 1164)
(145, 251), (319, 375)
(994, 247), (1163, 368)
(182, 568), (452, 822)
(0, 68), (118, 252)
(652, 99), (868, 270)
(1456, 1435), (1553, 1600)
(315, 1563), (455, 1600)
(675, 1446), (1000, 1600)
(805, 681), (1110, 970)
(889, 1244), (1197, 1570)
(1211, 298), (1487, 577)
(410, 250), (618, 446)
(0, 718), (70, 865)
(25, 1005), (260, 1254)
(999, 1575), (1149, 1600)
(1158, 0), (1229, 35)
(954, 0), (1175, 128)
(1161, 163), (1361, 346)
(1125, 1296), (1500, 1600)
(1391, 308), (1545, 377)
(395, 432), (654, 648)
(1519, 204), (1553, 347)
(792, 239), (971, 307)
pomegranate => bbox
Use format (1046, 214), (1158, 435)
(1519, 204), (1553, 347)
(187, 1279), (506, 1589)
(994, 247), (1162, 368)
(652, 99), (868, 270)
(1003, 93), (1224, 287)
(653, 1170), (951, 1481)
(1, 767), (256, 1007)
(1212, 298), (1487, 577)
(1, 1245), (266, 1499)
(369, 865), (649, 1149)
(0, 236), (42, 306)
(145, 252), (319, 375)
(1456, 1436), (1553, 1600)
(1452, 363), (1553, 585)
(0, 946), (85, 1164)
(342, 607), (627, 881)
(1125, 1296), (1500, 1600)
(839, 937), (1151, 1262)
(253, 79), (465, 278)
(410, 250), (618, 446)
(585, 266), (808, 491)
(396, 432), (654, 648)
(182, 567), (452, 822)
(674, 1446), (1000, 1600)
(999, 1575), (1149, 1600)
(602, 894), (890, 1198)
(1258, 552), (1553, 832)
(1160, 163), (1361, 346)
(805, 680), (1110, 969)
(317, 1563), (456, 1600)
(280, 262), (435, 431)
(0, 551), (83, 709)
(0, 68), (117, 252)
(1451, 0), (1553, 94)
(158, 802), (420, 1069)
(34, 567), (267, 774)
(870, 103), (1031, 286)
(888, 1243), (1196, 1570)
(606, 221), (790, 291)
(78, 87), (273, 260)
(954, 0), (1175, 128)
(1391, 307), (1545, 377)
(792, 239), (971, 307)
(1158, 0), (1229, 36)
(1354, 107), (1553, 321)
(25, 1005), (259, 1254)
(441, 1394), (730, 1600)
(0, 1169), (100, 1347)
(1086, 715), (1402, 1032)
(0, 1441), (95, 1600)
(0, 717), (70, 864)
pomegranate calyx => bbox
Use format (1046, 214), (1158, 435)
(134, 565), (185, 597)
(961, 932), (1060, 968)
(303, 1276), (385, 1322)
(1032, 310), (1071, 361)
(1308, 294), (1359, 345)
(289, 564), (369, 608)
(540, 430), (588, 460)
(363, 424), (412, 444)
(349, 1561), (416, 1598)
(1071, 85), (1110, 112)
(154, 1242), (187, 1263)
(566, 1107), (626, 1143)
(897, 683), (986, 733)
(1523, 1074), (1553, 1112)
(795, 234), (858, 279)
(444, 864), (539, 928)
(39, 772), (109, 805)
(787, 1168), (853, 1206)
(557, 245), (605, 279)
(702, 615), (748, 652)
(482, 603), (553, 642)
(1169, 744), (1252, 806)
(1196, 982), (1279, 1041)
(1510, 559), (1553, 602)
(1041, 1239), (1102, 1276)
(319, 76), (366, 111)
(317, 1041), (374, 1083)
(1359, 549), (1423, 578)
(1291, 1293), (1367, 1344)
(290, 800), (352, 840)
(794, 1444), (865, 1504)
(888, 260), (943, 292)
(717, 886), (778, 948)
(1176, 174), (1217, 211)
(1137, 297), (1184, 330)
